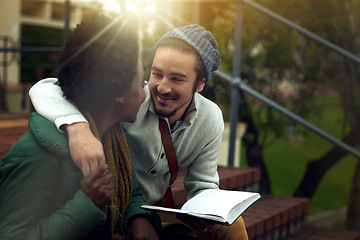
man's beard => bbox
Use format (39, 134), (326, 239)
(151, 89), (178, 118)
(155, 106), (177, 119)
(150, 83), (197, 119)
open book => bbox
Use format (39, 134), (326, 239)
(141, 189), (260, 226)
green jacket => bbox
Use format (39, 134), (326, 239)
(0, 112), (159, 240)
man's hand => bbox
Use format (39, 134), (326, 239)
(177, 215), (220, 233)
(126, 217), (159, 240)
(65, 122), (105, 176)
(81, 164), (114, 210)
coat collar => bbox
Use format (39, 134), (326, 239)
(29, 112), (70, 158)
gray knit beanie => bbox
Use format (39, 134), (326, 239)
(154, 24), (221, 84)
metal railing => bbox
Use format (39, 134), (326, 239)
(224, 0), (360, 166)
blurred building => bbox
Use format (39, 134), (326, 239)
(0, 0), (103, 112)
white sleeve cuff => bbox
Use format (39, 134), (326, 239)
(55, 114), (89, 133)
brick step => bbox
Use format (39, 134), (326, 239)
(0, 113), (30, 159)
(284, 226), (360, 240)
(243, 195), (310, 240)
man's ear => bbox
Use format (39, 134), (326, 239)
(195, 77), (206, 93)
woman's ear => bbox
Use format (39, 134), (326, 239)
(114, 96), (124, 104)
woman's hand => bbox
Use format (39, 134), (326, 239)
(81, 164), (114, 210)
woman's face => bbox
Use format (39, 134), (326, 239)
(118, 59), (146, 123)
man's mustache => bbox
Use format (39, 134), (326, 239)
(151, 89), (177, 99)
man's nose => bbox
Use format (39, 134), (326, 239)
(157, 78), (172, 95)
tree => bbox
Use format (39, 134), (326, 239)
(202, 0), (360, 229)
(275, 0), (360, 230)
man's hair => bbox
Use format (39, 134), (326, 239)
(153, 38), (206, 86)
(57, 13), (138, 112)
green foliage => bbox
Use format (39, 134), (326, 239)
(261, 95), (356, 215)
(239, 94), (355, 214)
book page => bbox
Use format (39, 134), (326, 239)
(141, 205), (228, 224)
(181, 189), (260, 222)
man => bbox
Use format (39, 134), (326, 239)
(0, 13), (160, 240)
(30, 24), (248, 239)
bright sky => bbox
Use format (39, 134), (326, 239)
(100, 0), (156, 14)
(101, 0), (121, 12)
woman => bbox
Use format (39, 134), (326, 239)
(0, 13), (159, 240)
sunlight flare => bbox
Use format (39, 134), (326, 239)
(101, 0), (121, 13)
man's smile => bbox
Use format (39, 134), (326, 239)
(153, 91), (177, 105)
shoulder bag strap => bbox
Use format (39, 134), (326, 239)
(154, 117), (178, 208)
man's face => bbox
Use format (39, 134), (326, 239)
(149, 47), (205, 125)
